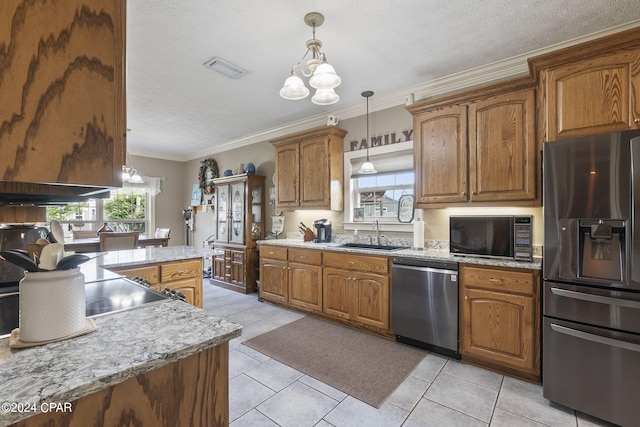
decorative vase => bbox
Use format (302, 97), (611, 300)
(236, 163), (245, 175)
(97, 222), (113, 235)
(19, 268), (86, 342)
(245, 162), (256, 174)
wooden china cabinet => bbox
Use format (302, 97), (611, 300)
(210, 174), (265, 294)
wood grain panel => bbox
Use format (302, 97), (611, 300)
(288, 262), (322, 312)
(274, 145), (299, 207)
(461, 264), (536, 296)
(260, 245), (288, 260)
(288, 248), (322, 265)
(323, 252), (389, 274)
(0, 0), (125, 187)
(13, 343), (229, 427)
(413, 105), (468, 204)
(161, 259), (201, 282)
(544, 50), (640, 140)
(353, 273), (389, 330)
(469, 89), (536, 201)
(300, 138), (328, 206)
(259, 259), (288, 302)
(322, 267), (352, 320)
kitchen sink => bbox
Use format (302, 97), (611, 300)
(339, 243), (408, 251)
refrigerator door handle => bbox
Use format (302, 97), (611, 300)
(632, 136), (640, 284)
(550, 323), (640, 353)
(551, 287), (640, 309)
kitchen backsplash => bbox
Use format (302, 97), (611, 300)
(283, 232), (543, 258)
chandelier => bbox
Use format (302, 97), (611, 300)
(279, 12), (341, 105)
(122, 165), (143, 184)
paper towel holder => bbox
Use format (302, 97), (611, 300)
(397, 194), (415, 223)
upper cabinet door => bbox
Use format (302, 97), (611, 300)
(469, 89), (537, 202)
(413, 105), (468, 204)
(299, 138), (329, 207)
(215, 185), (229, 243)
(0, 0), (126, 187)
(544, 50), (640, 141)
(275, 144), (300, 208)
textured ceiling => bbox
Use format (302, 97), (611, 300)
(126, 1), (640, 160)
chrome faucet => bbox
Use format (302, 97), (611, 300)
(373, 219), (380, 245)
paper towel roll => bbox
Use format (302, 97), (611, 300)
(413, 220), (425, 249)
(19, 268), (85, 342)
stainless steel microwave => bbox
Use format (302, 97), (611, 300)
(449, 215), (533, 261)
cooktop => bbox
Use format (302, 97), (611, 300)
(0, 277), (169, 338)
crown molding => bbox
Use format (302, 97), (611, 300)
(140, 20), (640, 161)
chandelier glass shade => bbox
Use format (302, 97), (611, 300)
(122, 165), (143, 184)
(280, 12), (341, 105)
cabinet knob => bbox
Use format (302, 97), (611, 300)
(464, 296), (468, 300)
(635, 118), (640, 124)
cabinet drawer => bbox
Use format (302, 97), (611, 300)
(261, 246), (288, 260)
(461, 264), (535, 296)
(288, 248), (322, 265)
(113, 265), (160, 284)
(324, 252), (389, 274)
(161, 259), (202, 282)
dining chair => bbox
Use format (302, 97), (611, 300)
(154, 228), (171, 238)
(99, 232), (139, 251)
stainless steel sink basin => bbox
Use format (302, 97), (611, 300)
(340, 243), (408, 251)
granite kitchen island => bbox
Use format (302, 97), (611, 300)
(0, 245), (240, 427)
(0, 300), (241, 426)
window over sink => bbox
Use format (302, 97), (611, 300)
(343, 141), (414, 231)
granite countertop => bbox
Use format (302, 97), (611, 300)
(0, 300), (242, 426)
(76, 246), (221, 281)
(258, 239), (542, 270)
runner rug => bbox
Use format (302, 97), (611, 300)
(242, 316), (428, 408)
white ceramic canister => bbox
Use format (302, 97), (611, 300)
(19, 267), (86, 342)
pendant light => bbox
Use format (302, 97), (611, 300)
(358, 91), (377, 174)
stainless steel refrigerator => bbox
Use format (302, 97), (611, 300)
(543, 130), (640, 427)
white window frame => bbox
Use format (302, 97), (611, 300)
(343, 140), (414, 232)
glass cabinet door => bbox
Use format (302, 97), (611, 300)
(250, 182), (262, 241)
(216, 185), (229, 242)
(230, 182), (245, 244)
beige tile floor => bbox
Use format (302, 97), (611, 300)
(203, 283), (616, 427)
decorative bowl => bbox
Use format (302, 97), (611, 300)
(223, 169), (233, 176)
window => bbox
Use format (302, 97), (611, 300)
(355, 171), (413, 218)
(343, 141), (414, 230)
(45, 177), (162, 238)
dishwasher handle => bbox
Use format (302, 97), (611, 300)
(392, 263), (458, 276)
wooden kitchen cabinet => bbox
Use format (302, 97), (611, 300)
(259, 246), (289, 303)
(409, 86), (538, 207)
(210, 174), (265, 294)
(108, 258), (203, 308)
(0, 0), (126, 191)
(288, 249), (323, 312)
(459, 263), (540, 381)
(323, 252), (390, 332)
(270, 126), (347, 211)
(538, 49), (640, 142)
(259, 247), (323, 312)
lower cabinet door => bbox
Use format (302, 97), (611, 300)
(322, 268), (352, 320)
(352, 272), (389, 330)
(461, 287), (535, 371)
(288, 262), (322, 312)
(259, 259), (288, 302)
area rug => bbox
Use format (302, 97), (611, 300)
(242, 316), (428, 408)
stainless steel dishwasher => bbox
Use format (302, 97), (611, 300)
(391, 257), (459, 358)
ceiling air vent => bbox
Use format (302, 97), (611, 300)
(203, 57), (247, 78)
